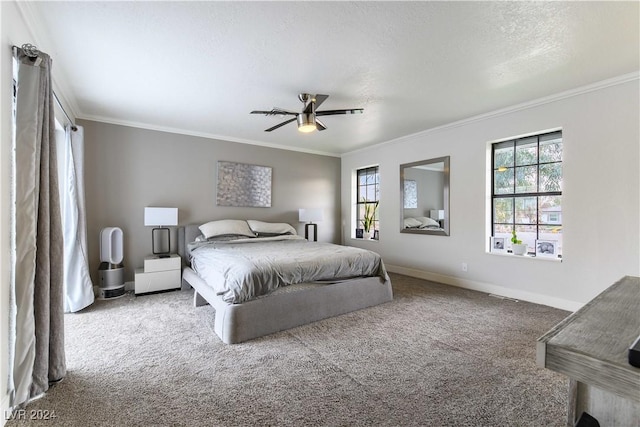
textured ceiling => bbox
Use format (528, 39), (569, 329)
(23, 1), (640, 156)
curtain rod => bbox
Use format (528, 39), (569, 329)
(53, 92), (78, 132)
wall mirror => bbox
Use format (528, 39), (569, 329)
(400, 156), (450, 236)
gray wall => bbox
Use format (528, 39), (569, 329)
(81, 120), (341, 283)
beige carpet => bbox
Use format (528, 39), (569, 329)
(6, 273), (569, 426)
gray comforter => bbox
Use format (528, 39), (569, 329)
(189, 236), (388, 303)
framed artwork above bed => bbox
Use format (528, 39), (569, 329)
(216, 161), (272, 207)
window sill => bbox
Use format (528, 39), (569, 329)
(487, 251), (562, 262)
(351, 237), (379, 242)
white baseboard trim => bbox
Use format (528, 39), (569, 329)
(386, 264), (584, 312)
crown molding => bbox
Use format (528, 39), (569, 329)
(77, 114), (340, 158)
(342, 71), (640, 157)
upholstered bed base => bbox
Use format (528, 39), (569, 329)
(178, 225), (393, 344)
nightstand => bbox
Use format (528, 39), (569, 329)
(135, 254), (181, 295)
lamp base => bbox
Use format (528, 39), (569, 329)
(152, 227), (171, 255)
(304, 223), (318, 242)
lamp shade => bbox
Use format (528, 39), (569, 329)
(430, 209), (445, 221)
(144, 207), (178, 227)
(299, 208), (323, 223)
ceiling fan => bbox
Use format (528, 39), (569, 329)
(250, 93), (363, 133)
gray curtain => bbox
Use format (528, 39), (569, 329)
(9, 45), (65, 408)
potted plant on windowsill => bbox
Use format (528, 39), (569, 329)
(511, 230), (528, 255)
(361, 199), (379, 239)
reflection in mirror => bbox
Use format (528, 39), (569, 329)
(400, 156), (450, 236)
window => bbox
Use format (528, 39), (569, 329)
(356, 166), (379, 236)
(491, 131), (562, 257)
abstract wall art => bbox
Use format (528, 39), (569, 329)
(216, 161), (272, 207)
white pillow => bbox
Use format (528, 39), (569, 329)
(415, 216), (440, 227)
(199, 220), (256, 239)
(247, 220), (296, 236)
(403, 217), (422, 228)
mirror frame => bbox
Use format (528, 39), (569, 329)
(400, 156), (450, 236)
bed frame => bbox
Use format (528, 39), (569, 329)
(178, 224), (393, 344)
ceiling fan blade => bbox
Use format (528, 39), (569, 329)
(315, 118), (327, 131)
(271, 107), (298, 116)
(316, 108), (364, 116)
(251, 108), (297, 116)
(303, 94), (330, 114)
(264, 117), (296, 132)
(312, 94), (329, 109)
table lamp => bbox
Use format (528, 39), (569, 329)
(144, 207), (178, 257)
(299, 208), (323, 241)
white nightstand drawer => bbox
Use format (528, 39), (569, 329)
(135, 268), (181, 295)
(144, 254), (181, 273)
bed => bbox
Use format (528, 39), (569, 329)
(178, 220), (393, 344)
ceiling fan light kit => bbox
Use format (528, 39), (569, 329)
(297, 113), (316, 133)
(251, 93), (363, 133)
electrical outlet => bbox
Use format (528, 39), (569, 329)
(462, 262), (468, 272)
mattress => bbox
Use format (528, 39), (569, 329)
(189, 235), (388, 303)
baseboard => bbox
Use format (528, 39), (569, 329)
(124, 281), (134, 292)
(385, 264), (583, 312)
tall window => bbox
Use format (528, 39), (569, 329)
(356, 166), (379, 235)
(491, 131), (563, 256)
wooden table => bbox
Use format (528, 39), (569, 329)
(537, 276), (640, 426)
